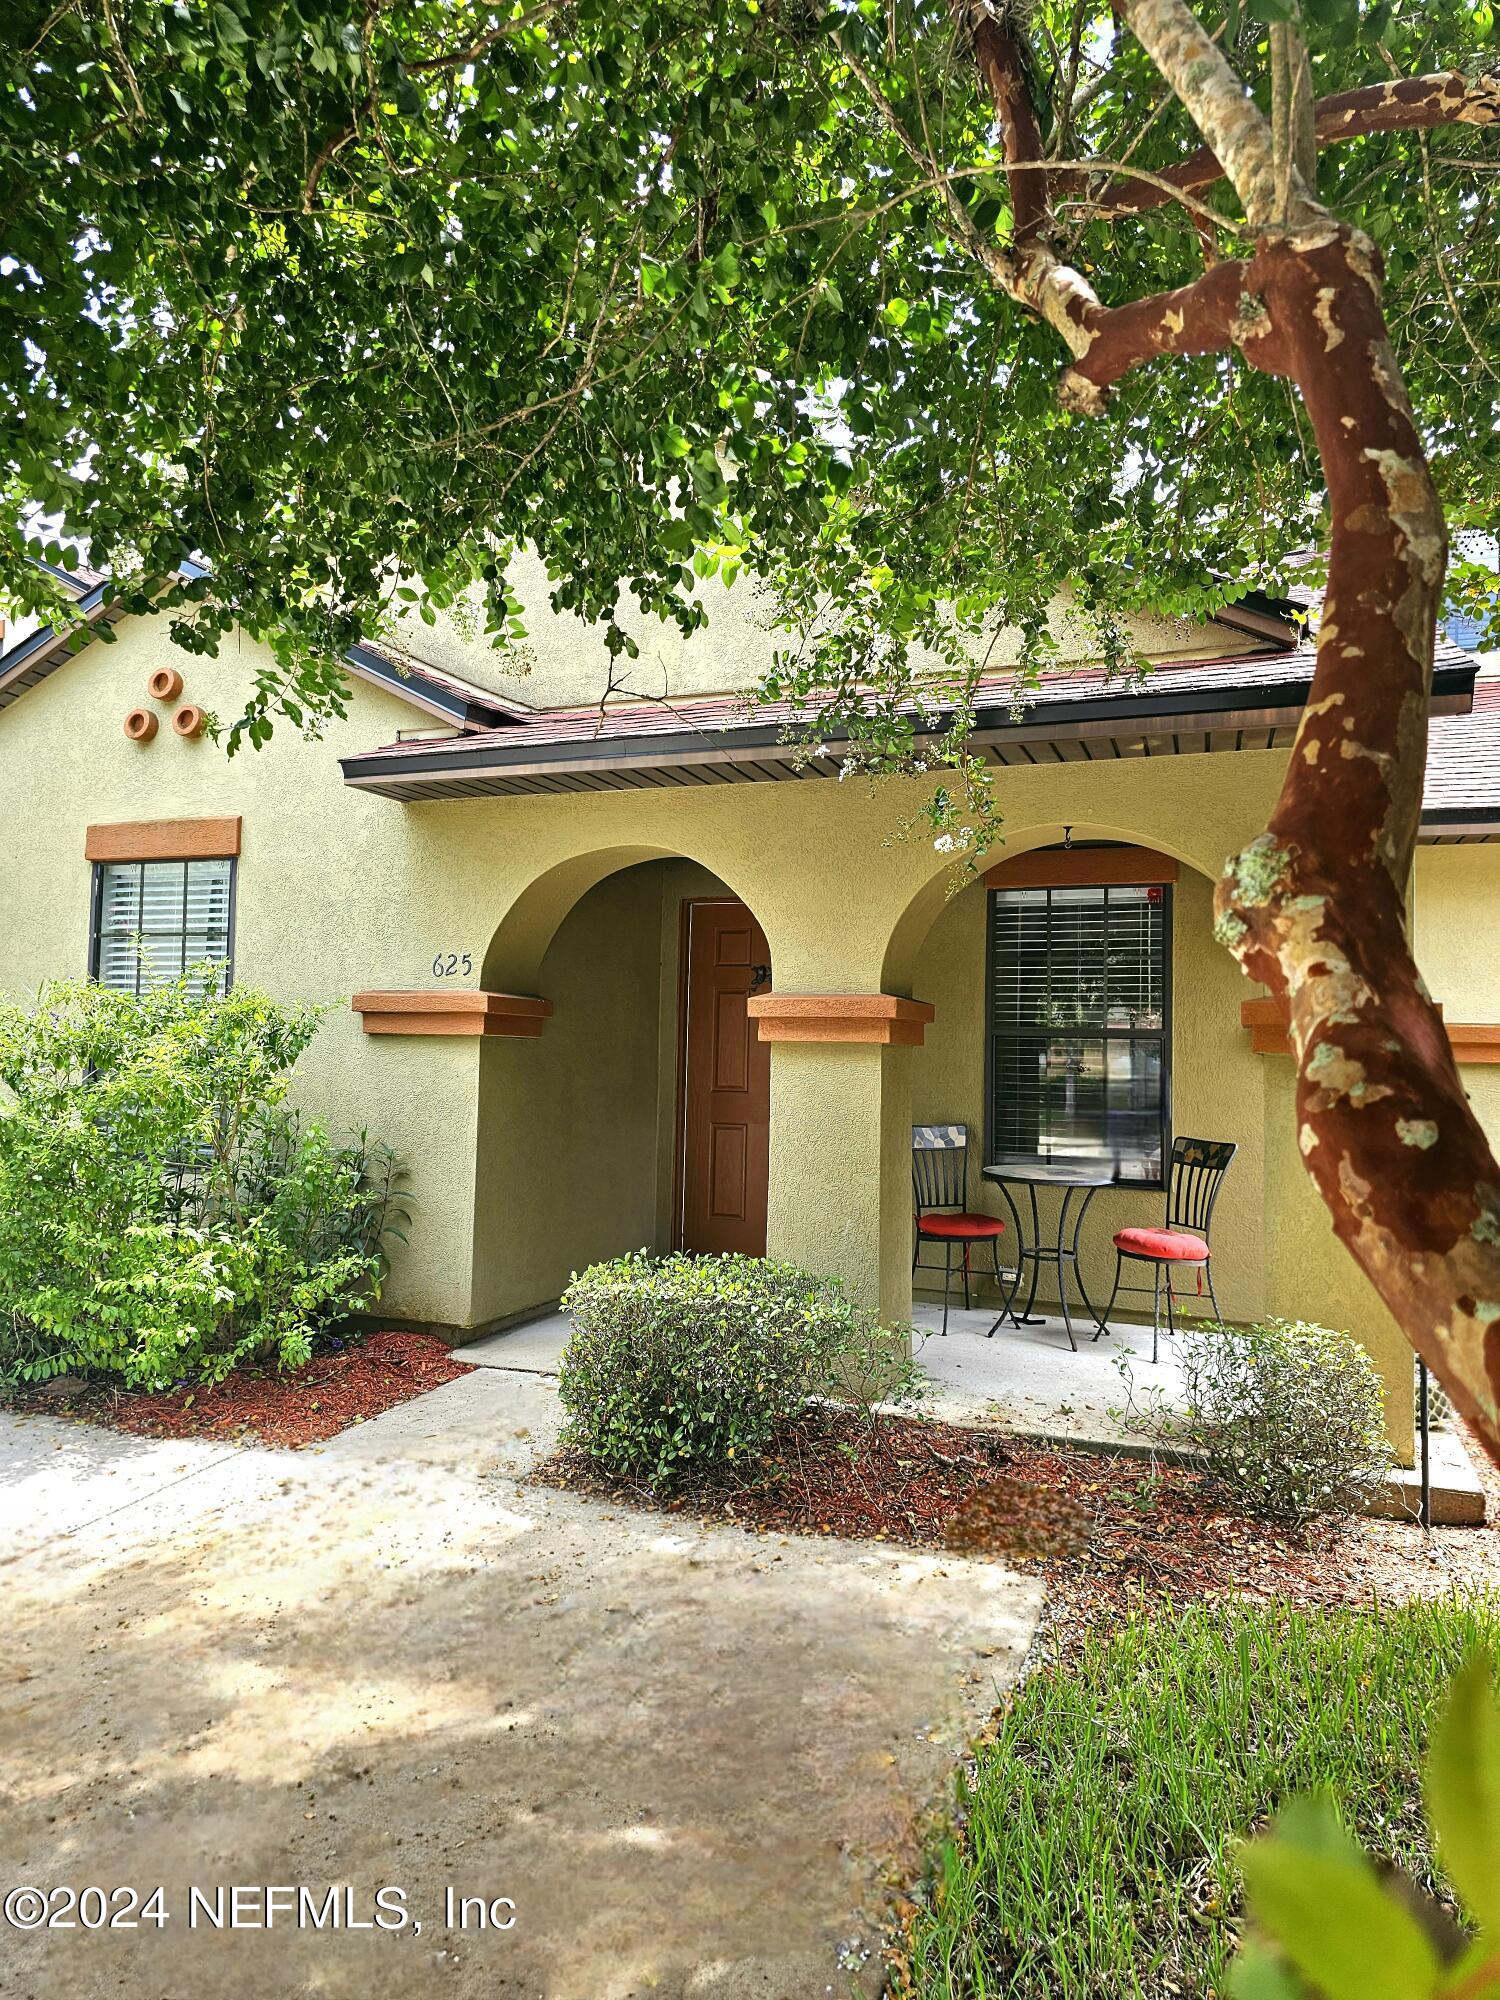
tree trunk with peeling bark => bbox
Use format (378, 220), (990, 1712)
(950, 0), (1500, 1467)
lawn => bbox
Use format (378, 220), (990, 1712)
(893, 1595), (1500, 2000)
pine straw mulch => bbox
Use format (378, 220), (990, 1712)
(14, 1330), (473, 1449)
(538, 1404), (1500, 1639)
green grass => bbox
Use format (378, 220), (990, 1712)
(898, 1596), (1500, 2000)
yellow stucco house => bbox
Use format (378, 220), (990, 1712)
(2, 562), (1497, 1467)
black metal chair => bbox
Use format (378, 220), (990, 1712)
(1095, 1136), (1237, 1362)
(912, 1124), (1009, 1336)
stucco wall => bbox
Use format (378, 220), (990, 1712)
(1414, 844), (1500, 1158)
(471, 867), (665, 1327)
(389, 552), (1271, 712)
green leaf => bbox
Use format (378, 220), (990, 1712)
(1240, 1798), (1441, 2000)
(1425, 1654), (1500, 1933)
(1231, 1942), (1308, 2000)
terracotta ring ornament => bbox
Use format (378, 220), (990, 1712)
(172, 704), (205, 739)
(124, 708), (158, 743)
(148, 666), (184, 702)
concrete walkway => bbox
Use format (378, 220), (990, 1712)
(0, 1368), (1041, 2000)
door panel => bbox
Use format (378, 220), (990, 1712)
(679, 901), (770, 1255)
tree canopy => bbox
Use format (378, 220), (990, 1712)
(2, 0), (1495, 779)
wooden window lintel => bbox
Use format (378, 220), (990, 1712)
(86, 816), (242, 863)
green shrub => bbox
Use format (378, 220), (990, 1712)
(559, 1250), (919, 1489)
(0, 977), (409, 1391)
(1125, 1315), (1388, 1526)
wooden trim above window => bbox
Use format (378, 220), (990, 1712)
(746, 993), (936, 1047)
(1239, 997), (1500, 1064)
(983, 844), (1180, 890)
(85, 816), (242, 863)
(352, 990), (552, 1038)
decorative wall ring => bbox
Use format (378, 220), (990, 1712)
(148, 666), (184, 702)
(124, 708), (158, 743)
(172, 704), (206, 739)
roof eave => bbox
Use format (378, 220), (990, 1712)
(1420, 807), (1500, 839)
(0, 571), (526, 734)
(339, 660), (1477, 792)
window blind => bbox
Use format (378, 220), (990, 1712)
(92, 858), (234, 995)
(987, 882), (1170, 1185)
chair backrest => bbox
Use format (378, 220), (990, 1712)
(1166, 1136), (1237, 1239)
(913, 1124), (969, 1212)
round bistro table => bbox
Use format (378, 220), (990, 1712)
(980, 1162), (1114, 1351)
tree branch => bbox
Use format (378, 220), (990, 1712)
(1083, 71), (1500, 218)
(967, 4), (1049, 244)
(1055, 256), (1251, 413)
(1270, 19), (1318, 217)
(403, 0), (565, 74)
(1118, 0), (1304, 228)
(302, 0), (569, 208)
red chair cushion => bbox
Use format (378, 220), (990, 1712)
(918, 1212), (1006, 1239)
(1114, 1226), (1210, 1262)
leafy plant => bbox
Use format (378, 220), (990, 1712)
(1234, 1653), (1500, 2000)
(1121, 1317), (1389, 1526)
(559, 1250), (919, 1489)
(0, 977), (409, 1390)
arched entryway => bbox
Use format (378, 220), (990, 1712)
(471, 853), (775, 1327)
(894, 828), (1264, 1324)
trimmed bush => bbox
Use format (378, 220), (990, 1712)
(0, 977), (408, 1391)
(1126, 1316), (1389, 1525)
(559, 1250), (919, 1489)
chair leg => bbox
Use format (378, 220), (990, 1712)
(1206, 1263), (1223, 1325)
(962, 1243), (971, 1312)
(1094, 1255), (1124, 1342)
(942, 1240), (952, 1336)
(989, 1236), (1001, 1337)
(1152, 1262), (1162, 1366)
(1164, 1268), (1177, 1350)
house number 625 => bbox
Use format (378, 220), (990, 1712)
(431, 952), (474, 978)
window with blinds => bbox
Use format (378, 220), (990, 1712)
(90, 858), (235, 995)
(986, 881), (1170, 1185)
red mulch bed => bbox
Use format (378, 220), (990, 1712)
(540, 1404), (1500, 1638)
(24, 1331), (472, 1449)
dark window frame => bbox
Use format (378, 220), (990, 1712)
(983, 878), (1173, 1189)
(88, 856), (238, 995)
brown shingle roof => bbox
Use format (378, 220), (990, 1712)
(340, 634), (1482, 807)
(1424, 674), (1500, 828)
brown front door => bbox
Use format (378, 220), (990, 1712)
(678, 899), (771, 1256)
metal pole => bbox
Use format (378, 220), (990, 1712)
(1418, 1359), (1432, 1530)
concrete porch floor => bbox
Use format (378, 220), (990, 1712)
(458, 1303), (1189, 1450)
(909, 1303), (1186, 1442)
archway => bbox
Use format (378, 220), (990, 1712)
(881, 818), (1212, 996)
(890, 826), (1264, 1331)
(471, 851), (777, 1329)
